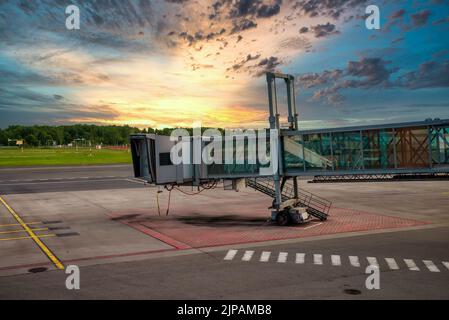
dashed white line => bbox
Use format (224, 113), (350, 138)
(304, 222), (323, 230)
(385, 258), (399, 270)
(404, 259), (420, 271)
(295, 253), (305, 264)
(349, 256), (360, 267)
(260, 251), (271, 262)
(224, 249), (237, 261)
(277, 252), (288, 263)
(223, 250), (447, 275)
(367, 257), (379, 267)
(313, 254), (323, 265)
(423, 260), (440, 272)
(242, 250), (254, 262)
(331, 255), (341, 266)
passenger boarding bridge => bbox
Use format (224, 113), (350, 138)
(130, 72), (449, 225)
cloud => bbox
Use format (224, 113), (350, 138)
(398, 60), (449, 89)
(230, 19), (258, 34)
(254, 56), (281, 76)
(294, 0), (368, 19)
(311, 22), (339, 38)
(296, 58), (398, 104)
(229, 0), (282, 19)
(299, 26), (309, 33)
(297, 57), (449, 105)
(391, 9), (406, 19)
(411, 10), (431, 28)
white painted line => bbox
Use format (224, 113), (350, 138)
(224, 249), (238, 261)
(260, 251), (271, 262)
(242, 250), (254, 262)
(125, 178), (146, 185)
(0, 178), (127, 186)
(295, 253), (305, 264)
(423, 260), (440, 272)
(304, 222), (323, 230)
(443, 261), (449, 271)
(385, 258), (399, 270)
(367, 257), (379, 267)
(331, 255), (341, 266)
(313, 254), (323, 265)
(277, 252), (288, 263)
(404, 259), (420, 271)
(349, 256), (360, 267)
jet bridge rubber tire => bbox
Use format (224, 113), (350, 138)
(276, 211), (290, 226)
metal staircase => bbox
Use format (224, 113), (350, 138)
(246, 177), (331, 221)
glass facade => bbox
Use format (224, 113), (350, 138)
(283, 122), (449, 174)
(206, 121), (449, 177)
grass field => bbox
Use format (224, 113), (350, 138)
(0, 147), (132, 167)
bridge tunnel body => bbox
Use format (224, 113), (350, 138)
(130, 119), (449, 185)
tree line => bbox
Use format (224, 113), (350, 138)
(0, 125), (224, 147)
(0, 124), (143, 147)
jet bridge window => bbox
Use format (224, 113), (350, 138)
(159, 152), (173, 166)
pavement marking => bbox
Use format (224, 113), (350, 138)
(295, 253), (305, 264)
(404, 259), (420, 271)
(423, 260), (440, 272)
(0, 234), (56, 241)
(304, 222), (323, 230)
(331, 255), (341, 266)
(367, 257), (379, 267)
(260, 251), (271, 262)
(349, 256), (360, 267)
(0, 195), (64, 270)
(125, 178), (147, 185)
(385, 258), (400, 270)
(0, 221), (41, 227)
(442, 262), (449, 271)
(313, 254), (323, 265)
(222, 250), (448, 274)
(242, 250), (254, 261)
(0, 228), (48, 235)
(223, 249), (237, 261)
(0, 178), (127, 186)
(277, 252), (288, 263)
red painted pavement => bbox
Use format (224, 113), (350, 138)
(107, 207), (429, 249)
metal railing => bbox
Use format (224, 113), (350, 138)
(246, 177), (332, 216)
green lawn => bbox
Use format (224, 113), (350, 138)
(0, 147), (132, 167)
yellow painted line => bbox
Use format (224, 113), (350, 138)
(0, 221), (41, 227)
(0, 196), (64, 269)
(0, 234), (55, 241)
(0, 227), (48, 235)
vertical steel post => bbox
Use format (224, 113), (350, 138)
(427, 126), (433, 168)
(392, 127), (398, 169)
(329, 132), (334, 170)
(266, 73), (281, 210)
(291, 76), (299, 131)
(359, 130), (364, 169)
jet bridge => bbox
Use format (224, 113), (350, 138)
(130, 72), (449, 225)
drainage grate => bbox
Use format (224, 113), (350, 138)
(48, 226), (71, 230)
(344, 289), (362, 295)
(56, 232), (79, 237)
(28, 267), (48, 273)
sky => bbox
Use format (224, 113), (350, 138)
(0, 0), (448, 130)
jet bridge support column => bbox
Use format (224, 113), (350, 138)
(266, 73), (282, 210)
(266, 72), (299, 214)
